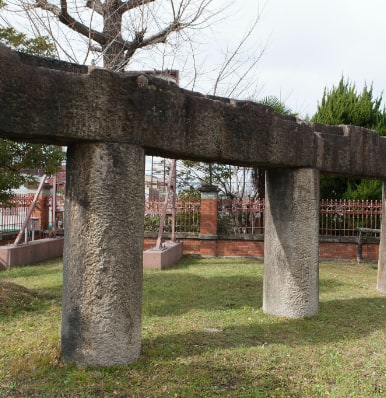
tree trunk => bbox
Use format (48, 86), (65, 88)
(103, 1), (125, 70)
(252, 167), (265, 199)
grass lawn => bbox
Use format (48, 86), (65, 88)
(0, 256), (385, 397)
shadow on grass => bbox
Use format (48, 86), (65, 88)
(0, 281), (62, 318)
(143, 258), (385, 360)
(5, 357), (300, 398)
(143, 272), (263, 316)
(142, 295), (386, 362)
(143, 271), (344, 318)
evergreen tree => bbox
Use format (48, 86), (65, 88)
(312, 78), (386, 199)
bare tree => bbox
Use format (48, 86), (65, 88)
(2, 1), (267, 96)
(3, 1), (228, 70)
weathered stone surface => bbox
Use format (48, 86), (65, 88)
(263, 168), (320, 318)
(314, 124), (386, 178)
(62, 142), (144, 367)
(1, 44), (386, 179)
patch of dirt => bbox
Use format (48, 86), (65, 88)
(0, 280), (38, 316)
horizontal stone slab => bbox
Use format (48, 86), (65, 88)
(1, 44), (386, 179)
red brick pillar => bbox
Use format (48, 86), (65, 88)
(199, 185), (219, 257)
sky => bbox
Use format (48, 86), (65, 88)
(232, 0), (386, 117)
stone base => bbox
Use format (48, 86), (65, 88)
(0, 237), (64, 269)
(143, 241), (183, 270)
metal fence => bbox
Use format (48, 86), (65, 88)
(218, 198), (265, 235)
(1, 195), (383, 238)
(144, 199), (201, 234)
(218, 198), (382, 237)
(0, 194), (34, 233)
(319, 199), (382, 237)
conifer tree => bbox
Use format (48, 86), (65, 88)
(312, 78), (386, 199)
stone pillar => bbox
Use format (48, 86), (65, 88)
(199, 184), (218, 257)
(377, 182), (386, 293)
(263, 168), (320, 318)
(61, 142), (145, 367)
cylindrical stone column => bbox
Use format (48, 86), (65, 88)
(263, 168), (320, 318)
(62, 142), (145, 367)
(377, 182), (386, 293)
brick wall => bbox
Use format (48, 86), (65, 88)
(144, 187), (380, 262)
(144, 236), (377, 261)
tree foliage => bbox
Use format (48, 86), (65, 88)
(313, 78), (386, 134)
(0, 3), (65, 205)
(0, 142), (65, 205)
(259, 95), (296, 116)
(177, 161), (258, 199)
(0, 27), (55, 57)
(312, 78), (386, 200)
(0, 0), (55, 56)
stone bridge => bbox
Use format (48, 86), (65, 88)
(1, 44), (385, 367)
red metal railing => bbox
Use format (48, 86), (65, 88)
(144, 199), (201, 234)
(0, 194), (35, 233)
(2, 196), (382, 238)
(319, 199), (382, 237)
(218, 198), (265, 235)
(218, 198), (382, 237)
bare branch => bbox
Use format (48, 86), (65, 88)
(24, 2), (79, 63)
(117, 19), (183, 70)
(36, 0), (105, 45)
(118, 1), (218, 69)
(212, 6), (266, 97)
(35, 0), (60, 16)
(227, 49), (265, 98)
(85, 0), (103, 15)
(120, 0), (156, 13)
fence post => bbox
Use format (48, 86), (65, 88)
(199, 184), (219, 257)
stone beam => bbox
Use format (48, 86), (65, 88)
(1, 45), (386, 179)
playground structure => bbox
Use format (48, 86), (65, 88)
(0, 44), (386, 367)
